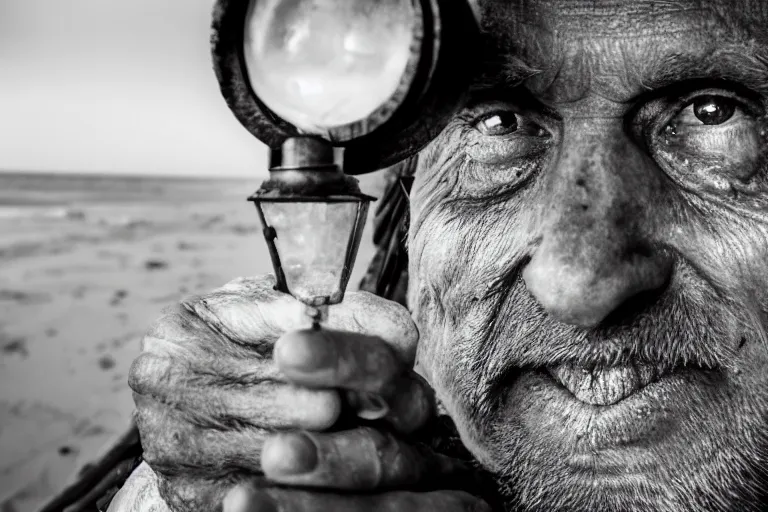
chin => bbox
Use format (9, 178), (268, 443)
(437, 345), (768, 512)
(409, 242), (768, 511)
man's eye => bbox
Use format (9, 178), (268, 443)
(691, 95), (737, 125)
(666, 95), (746, 131)
(653, 92), (762, 193)
(475, 112), (519, 136)
(461, 105), (552, 174)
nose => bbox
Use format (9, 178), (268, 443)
(523, 120), (673, 328)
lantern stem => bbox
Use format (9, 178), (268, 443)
(306, 304), (328, 330)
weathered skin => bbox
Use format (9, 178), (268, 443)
(112, 279), (491, 512)
(113, 0), (768, 511)
(409, 0), (768, 509)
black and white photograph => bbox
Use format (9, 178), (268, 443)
(2, 1), (768, 511)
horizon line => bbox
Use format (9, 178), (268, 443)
(0, 168), (264, 180)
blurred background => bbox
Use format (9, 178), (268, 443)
(0, 2), (383, 510)
(0, 0), (262, 176)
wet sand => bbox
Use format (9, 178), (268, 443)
(0, 171), (384, 512)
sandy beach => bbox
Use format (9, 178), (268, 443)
(0, 171), (385, 512)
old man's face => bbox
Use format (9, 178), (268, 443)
(408, 0), (768, 510)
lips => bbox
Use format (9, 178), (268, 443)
(547, 362), (667, 406)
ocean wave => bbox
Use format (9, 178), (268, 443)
(0, 206), (85, 220)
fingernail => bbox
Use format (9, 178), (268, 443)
(275, 331), (334, 373)
(347, 391), (390, 420)
(262, 433), (318, 477)
(223, 485), (277, 512)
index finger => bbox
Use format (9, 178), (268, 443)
(275, 328), (418, 393)
(275, 329), (435, 433)
(180, 276), (418, 361)
(179, 275), (303, 355)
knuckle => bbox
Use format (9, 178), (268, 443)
(128, 353), (180, 397)
(378, 300), (419, 351)
(143, 301), (222, 358)
(128, 352), (164, 394)
(146, 303), (197, 341)
(346, 292), (419, 361)
(184, 282), (298, 353)
(127, 353), (149, 392)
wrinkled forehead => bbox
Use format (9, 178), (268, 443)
(480, 0), (768, 36)
(475, 0), (768, 102)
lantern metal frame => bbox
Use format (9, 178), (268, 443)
(248, 136), (376, 307)
(249, 193), (373, 306)
(241, 0), (427, 142)
(212, 0), (480, 174)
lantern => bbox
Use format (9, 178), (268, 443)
(212, 0), (480, 172)
(249, 137), (374, 323)
(211, 0), (480, 417)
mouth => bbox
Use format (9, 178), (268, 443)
(496, 361), (721, 453)
(546, 361), (674, 406)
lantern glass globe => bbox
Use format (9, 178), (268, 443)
(258, 199), (368, 305)
(244, 0), (416, 135)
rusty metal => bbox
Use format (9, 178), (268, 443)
(211, 0), (480, 174)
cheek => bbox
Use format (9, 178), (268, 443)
(665, 195), (768, 320)
(408, 187), (534, 406)
(408, 138), (542, 316)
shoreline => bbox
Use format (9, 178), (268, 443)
(0, 171), (386, 512)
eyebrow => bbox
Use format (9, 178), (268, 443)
(635, 43), (768, 95)
(468, 54), (542, 93)
(468, 42), (768, 103)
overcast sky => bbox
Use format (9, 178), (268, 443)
(0, 0), (268, 176)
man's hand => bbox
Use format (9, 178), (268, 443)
(128, 276), (491, 512)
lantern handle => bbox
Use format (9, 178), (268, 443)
(258, 216), (289, 294)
